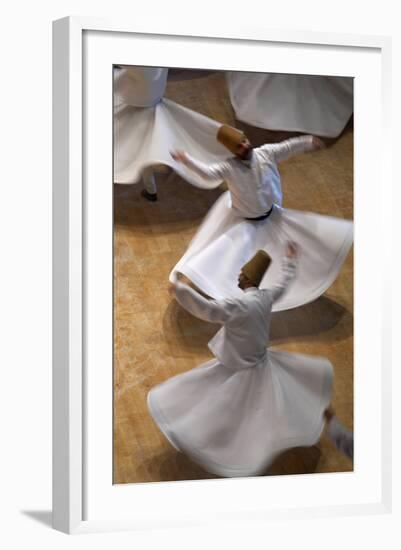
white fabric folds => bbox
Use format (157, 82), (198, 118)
(226, 72), (354, 138)
(148, 350), (333, 477)
(170, 191), (353, 311)
(114, 67), (169, 108)
(114, 67), (230, 187)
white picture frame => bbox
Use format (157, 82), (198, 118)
(52, 16), (392, 534)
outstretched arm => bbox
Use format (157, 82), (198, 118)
(169, 279), (231, 324)
(171, 150), (231, 181)
(269, 242), (298, 302)
(324, 409), (354, 460)
(259, 135), (325, 163)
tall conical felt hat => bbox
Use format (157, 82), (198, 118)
(217, 124), (246, 154)
(241, 250), (272, 287)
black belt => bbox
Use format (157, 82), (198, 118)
(245, 205), (274, 221)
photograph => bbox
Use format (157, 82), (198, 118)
(112, 66), (354, 484)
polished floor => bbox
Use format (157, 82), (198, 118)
(113, 71), (353, 484)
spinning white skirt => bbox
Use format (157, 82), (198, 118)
(170, 192), (353, 312)
(114, 66), (169, 108)
(226, 72), (354, 138)
(114, 66), (229, 187)
(148, 350), (333, 477)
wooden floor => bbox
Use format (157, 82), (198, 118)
(113, 71), (354, 484)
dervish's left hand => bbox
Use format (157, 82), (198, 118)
(168, 272), (184, 295)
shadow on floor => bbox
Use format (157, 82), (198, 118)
(128, 444), (324, 484)
(21, 510), (52, 528)
(162, 294), (352, 353)
(267, 445), (322, 476)
(139, 447), (220, 483)
(114, 174), (223, 231)
(162, 299), (219, 353)
(270, 295), (353, 344)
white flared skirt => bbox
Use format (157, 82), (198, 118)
(148, 349), (333, 477)
(170, 192), (353, 312)
(114, 98), (229, 188)
(226, 72), (353, 138)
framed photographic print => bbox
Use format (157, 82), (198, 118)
(52, 16), (392, 534)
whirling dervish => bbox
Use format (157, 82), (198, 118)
(170, 124), (353, 312)
(113, 66), (232, 200)
(149, 246), (351, 477)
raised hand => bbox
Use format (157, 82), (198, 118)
(168, 282), (177, 296)
(170, 150), (188, 163)
(311, 136), (326, 150)
(285, 241), (298, 259)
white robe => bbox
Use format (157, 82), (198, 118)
(148, 264), (333, 477)
(226, 72), (353, 138)
(170, 139), (353, 311)
(113, 67), (230, 187)
(182, 135), (315, 218)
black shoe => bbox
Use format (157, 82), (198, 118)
(141, 189), (158, 202)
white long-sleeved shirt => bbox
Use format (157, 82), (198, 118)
(182, 136), (315, 218)
(174, 257), (297, 370)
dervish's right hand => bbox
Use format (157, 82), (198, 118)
(311, 136), (326, 150)
(170, 150), (188, 163)
(168, 282), (177, 296)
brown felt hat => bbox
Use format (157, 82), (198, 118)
(217, 125), (247, 154)
(241, 250), (272, 287)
